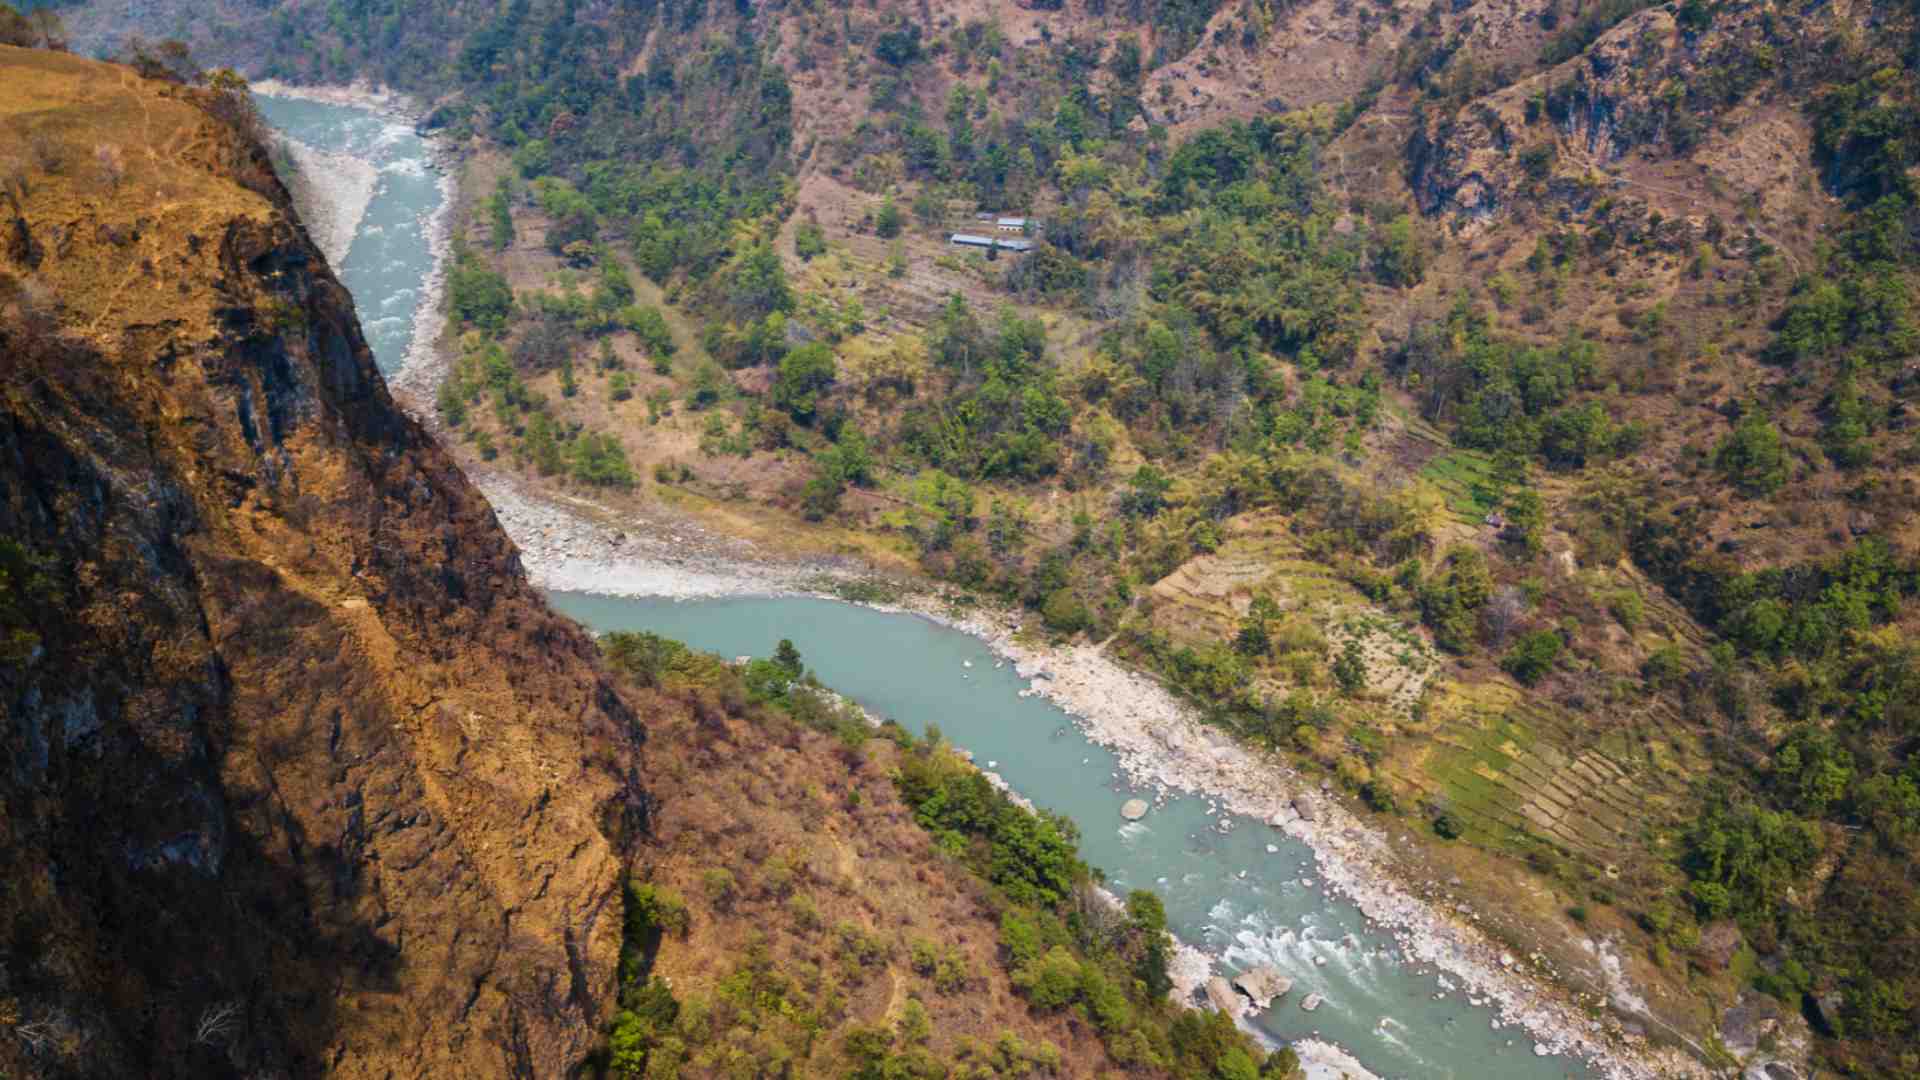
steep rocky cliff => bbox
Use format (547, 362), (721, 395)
(0, 46), (648, 1078)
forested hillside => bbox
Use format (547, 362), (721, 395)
(33, 0), (1920, 1072)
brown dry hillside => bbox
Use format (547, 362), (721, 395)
(0, 46), (649, 1078)
(624, 674), (1175, 1077)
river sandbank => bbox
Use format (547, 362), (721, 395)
(253, 78), (417, 115)
(276, 132), (376, 266)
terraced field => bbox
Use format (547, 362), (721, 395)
(1394, 681), (1702, 868)
(1144, 508), (1699, 881)
(1146, 511), (1439, 713)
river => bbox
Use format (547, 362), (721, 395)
(261, 93), (1614, 1080)
(256, 93), (445, 376)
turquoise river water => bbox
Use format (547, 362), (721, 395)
(263, 93), (1605, 1080)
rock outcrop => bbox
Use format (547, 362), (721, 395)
(0, 46), (647, 1079)
(1205, 976), (1247, 1018)
(1232, 965), (1294, 1010)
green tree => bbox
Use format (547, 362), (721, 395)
(876, 196), (904, 238)
(794, 219), (827, 260)
(1373, 215), (1425, 286)
(0, 536), (47, 664)
(1502, 630), (1563, 685)
(624, 305), (677, 359)
(1504, 488), (1545, 553)
(774, 638), (803, 677)
(447, 249), (513, 332)
(1715, 412), (1789, 497)
(989, 810), (1080, 906)
(486, 179), (515, 250)
(730, 243), (793, 318)
(570, 432), (636, 487)
(1333, 638), (1368, 694)
(772, 342), (837, 422)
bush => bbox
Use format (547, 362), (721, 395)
(1715, 413), (1789, 497)
(702, 867), (736, 907)
(794, 220), (827, 260)
(875, 197), (903, 238)
(1040, 588), (1091, 634)
(1502, 630), (1563, 685)
(1359, 780), (1398, 813)
(772, 343), (836, 422)
(1333, 639), (1368, 694)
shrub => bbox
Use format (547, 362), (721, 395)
(1715, 413), (1789, 497)
(1040, 588), (1091, 634)
(702, 868), (736, 907)
(875, 197), (903, 238)
(772, 343), (836, 422)
(1333, 639), (1368, 694)
(1502, 630), (1563, 685)
(1359, 780), (1398, 813)
(1642, 643), (1686, 686)
(1609, 588), (1644, 630)
(794, 220), (826, 260)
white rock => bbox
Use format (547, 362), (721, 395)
(1301, 993), (1324, 1012)
(1206, 976), (1245, 1017)
(1120, 799), (1150, 821)
(1231, 966), (1293, 1010)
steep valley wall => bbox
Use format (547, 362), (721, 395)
(0, 46), (649, 1079)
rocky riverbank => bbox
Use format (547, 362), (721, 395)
(880, 597), (1705, 1080)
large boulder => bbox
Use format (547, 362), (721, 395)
(1120, 798), (1150, 821)
(1231, 965), (1294, 1010)
(1206, 976), (1246, 1017)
